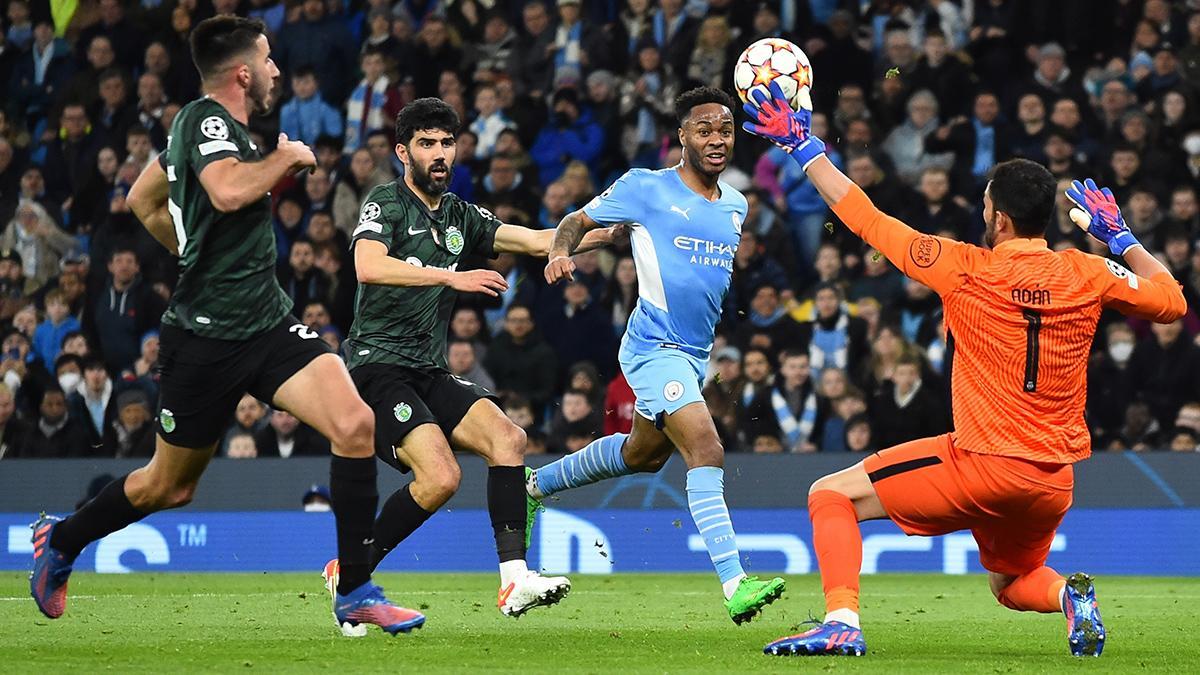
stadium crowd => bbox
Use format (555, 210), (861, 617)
(1, 0), (1200, 460)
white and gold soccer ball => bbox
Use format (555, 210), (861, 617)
(733, 37), (813, 111)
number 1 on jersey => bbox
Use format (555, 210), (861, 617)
(1022, 308), (1041, 392)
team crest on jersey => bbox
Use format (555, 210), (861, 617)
(663, 381), (684, 402)
(360, 201), (381, 222)
(445, 225), (465, 255)
(200, 116), (229, 141)
(160, 408), (176, 433)
(394, 402), (412, 423)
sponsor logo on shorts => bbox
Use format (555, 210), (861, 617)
(394, 402), (412, 423)
(160, 408), (176, 433)
(445, 225), (465, 255)
(663, 381), (684, 402)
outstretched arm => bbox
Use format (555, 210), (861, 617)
(545, 209), (604, 283)
(824, 175), (975, 295)
(742, 81), (975, 295)
(494, 221), (619, 257)
(1066, 178), (1187, 322)
(803, 155), (852, 207)
(354, 240), (509, 297)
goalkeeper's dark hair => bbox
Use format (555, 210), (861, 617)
(190, 16), (268, 81)
(987, 158), (1056, 238)
(675, 86), (738, 126)
(395, 98), (461, 145)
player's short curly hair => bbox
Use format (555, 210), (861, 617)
(988, 159), (1056, 237)
(674, 86), (738, 126)
(395, 98), (461, 145)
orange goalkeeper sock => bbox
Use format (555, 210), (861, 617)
(997, 566), (1066, 613)
(808, 489), (862, 614)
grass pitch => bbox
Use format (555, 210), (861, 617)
(3, 572), (1197, 672)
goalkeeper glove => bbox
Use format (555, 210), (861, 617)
(1065, 178), (1142, 256)
(741, 80), (826, 171)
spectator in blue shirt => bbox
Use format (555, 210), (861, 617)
(278, 67), (344, 146)
(33, 289), (80, 368)
(275, 0), (357, 104)
(530, 87), (604, 187)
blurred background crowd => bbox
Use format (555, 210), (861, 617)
(1, 0), (1200, 460)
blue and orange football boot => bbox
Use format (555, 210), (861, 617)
(1063, 572), (1105, 657)
(332, 581), (425, 637)
(764, 620), (866, 657)
(29, 514), (73, 619)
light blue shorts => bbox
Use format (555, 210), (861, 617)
(619, 343), (708, 426)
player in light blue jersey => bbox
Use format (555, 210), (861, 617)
(528, 87), (786, 624)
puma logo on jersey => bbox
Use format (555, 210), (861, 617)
(670, 205), (691, 220)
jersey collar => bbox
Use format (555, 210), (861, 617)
(396, 177), (446, 227)
(992, 237), (1049, 255)
(671, 165), (723, 203)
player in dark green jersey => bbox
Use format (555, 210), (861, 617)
(320, 98), (617, 618)
(30, 16), (424, 637)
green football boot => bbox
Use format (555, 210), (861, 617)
(524, 467), (545, 549)
(725, 575), (786, 624)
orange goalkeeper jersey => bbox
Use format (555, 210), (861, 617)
(832, 185), (1187, 464)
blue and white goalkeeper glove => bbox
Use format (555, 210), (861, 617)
(1065, 178), (1141, 256)
(741, 80), (826, 171)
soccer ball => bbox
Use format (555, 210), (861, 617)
(733, 38), (813, 111)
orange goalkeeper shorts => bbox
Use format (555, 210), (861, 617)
(862, 433), (1074, 576)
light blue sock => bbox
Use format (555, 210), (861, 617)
(686, 466), (746, 587)
(534, 433), (632, 497)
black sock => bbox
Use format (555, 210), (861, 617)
(368, 483), (434, 572)
(487, 465), (527, 563)
(50, 475), (146, 559)
(330, 455), (378, 595)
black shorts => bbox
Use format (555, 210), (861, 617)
(156, 316), (332, 448)
(350, 362), (497, 473)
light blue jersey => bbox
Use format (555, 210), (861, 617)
(535, 169), (767, 602)
(584, 167), (746, 420)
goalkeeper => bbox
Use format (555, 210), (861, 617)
(742, 80), (1187, 658)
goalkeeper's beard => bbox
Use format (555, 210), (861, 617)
(984, 212), (997, 248)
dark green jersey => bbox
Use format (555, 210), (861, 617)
(159, 97), (291, 339)
(346, 179), (500, 371)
